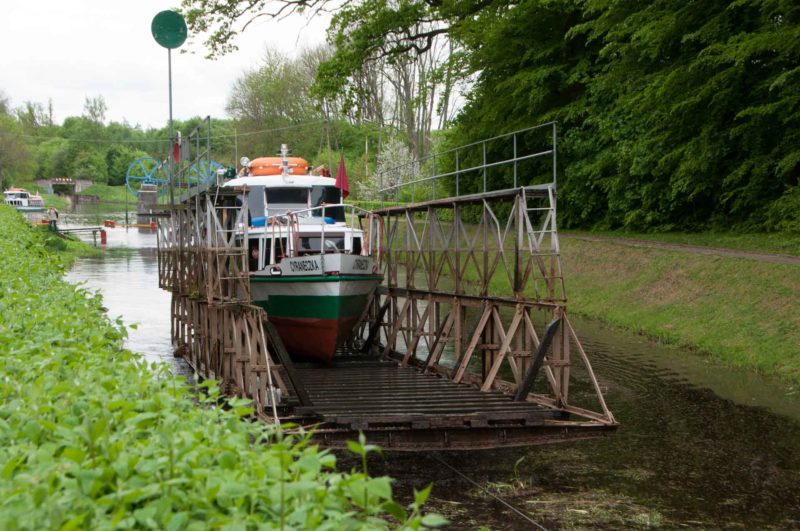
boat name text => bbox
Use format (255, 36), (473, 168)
(290, 259), (320, 272)
(353, 258), (369, 271)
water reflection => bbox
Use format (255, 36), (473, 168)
(63, 207), (188, 376)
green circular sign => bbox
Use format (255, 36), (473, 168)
(151, 10), (187, 49)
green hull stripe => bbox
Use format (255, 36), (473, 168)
(255, 294), (368, 319)
(250, 274), (383, 284)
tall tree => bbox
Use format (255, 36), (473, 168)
(226, 47), (327, 158)
(0, 114), (32, 189)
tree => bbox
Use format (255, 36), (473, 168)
(226, 47), (326, 158)
(181, 0), (331, 58)
(35, 137), (70, 179)
(0, 114), (32, 189)
(0, 91), (9, 115)
(105, 144), (139, 186)
(71, 149), (107, 182)
(83, 95), (107, 125)
(446, 0), (800, 231)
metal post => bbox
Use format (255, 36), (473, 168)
(455, 150), (460, 197)
(125, 185), (129, 228)
(552, 122), (557, 187)
(513, 133), (518, 188)
(482, 141), (487, 193)
(432, 154), (436, 199)
(167, 48), (175, 208)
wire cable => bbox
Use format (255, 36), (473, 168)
(429, 453), (549, 531)
(8, 119), (328, 145)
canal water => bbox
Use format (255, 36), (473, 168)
(64, 210), (800, 529)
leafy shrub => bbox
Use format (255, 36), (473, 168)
(43, 234), (67, 251)
(0, 205), (439, 529)
(765, 186), (800, 233)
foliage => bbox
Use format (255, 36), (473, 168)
(0, 111), (32, 189)
(70, 148), (107, 182)
(227, 47), (326, 160)
(375, 136), (414, 197)
(181, 0), (329, 58)
(106, 145), (149, 186)
(1, 88), (237, 192)
(445, 0), (800, 232)
(0, 205), (439, 529)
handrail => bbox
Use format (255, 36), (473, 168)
(376, 122), (558, 204)
(254, 204), (384, 267)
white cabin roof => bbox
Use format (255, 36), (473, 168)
(224, 175), (336, 189)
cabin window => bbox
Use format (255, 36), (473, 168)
(352, 237), (362, 255)
(299, 235), (345, 254)
(247, 190), (265, 220)
(265, 188), (308, 216)
(310, 186), (345, 221)
(248, 239), (260, 271)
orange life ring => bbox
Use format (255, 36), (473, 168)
(249, 157), (309, 176)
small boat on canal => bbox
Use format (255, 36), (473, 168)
(224, 146), (383, 363)
(3, 188), (45, 212)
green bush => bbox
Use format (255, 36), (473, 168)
(765, 186), (800, 233)
(0, 205), (439, 529)
(43, 234), (67, 251)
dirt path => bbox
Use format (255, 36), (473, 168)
(563, 234), (800, 266)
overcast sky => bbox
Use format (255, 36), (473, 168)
(0, 1), (329, 128)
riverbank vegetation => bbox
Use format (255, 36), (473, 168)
(0, 206), (436, 528)
(562, 237), (800, 385)
(564, 231), (800, 258)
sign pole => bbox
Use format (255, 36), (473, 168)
(168, 47), (174, 207)
(151, 9), (187, 208)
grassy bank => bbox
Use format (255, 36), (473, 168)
(565, 230), (800, 257)
(0, 205), (435, 529)
(77, 182), (130, 203)
(561, 237), (800, 384)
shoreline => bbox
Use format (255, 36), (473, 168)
(561, 236), (800, 386)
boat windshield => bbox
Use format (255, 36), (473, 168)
(310, 186), (344, 221)
(266, 188), (308, 216)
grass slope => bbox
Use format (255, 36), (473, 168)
(562, 238), (800, 384)
(565, 230), (800, 257)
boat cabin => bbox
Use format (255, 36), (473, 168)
(4, 188), (44, 209)
(224, 176), (363, 272)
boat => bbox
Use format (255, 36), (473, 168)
(3, 188), (45, 212)
(224, 146), (383, 363)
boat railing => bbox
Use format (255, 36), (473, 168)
(262, 204), (383, 268)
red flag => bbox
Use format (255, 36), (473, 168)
(173, 142), (180, 162)
(335, 154), (349, 199)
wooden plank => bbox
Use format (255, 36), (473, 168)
(263, 320), (311, 407)
(515, 318), (561, 401)
(452, 304), (492, 383)
(481, 306), (524, 391)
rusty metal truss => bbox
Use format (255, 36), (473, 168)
(357, 187), (615, 428)
(156, 123), (617, 450)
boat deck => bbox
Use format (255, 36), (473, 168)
(280, 357), (612, 450)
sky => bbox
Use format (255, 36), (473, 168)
(0, 1), (329, 128)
